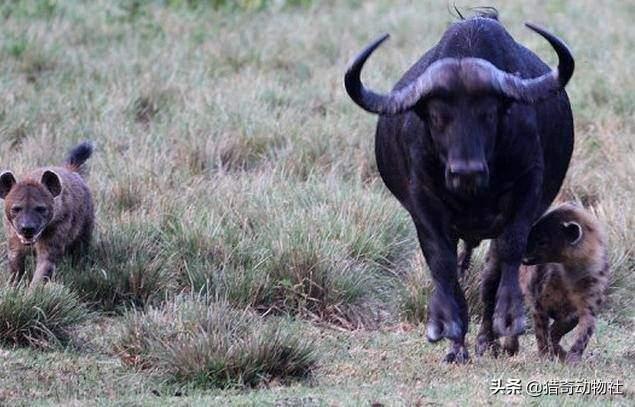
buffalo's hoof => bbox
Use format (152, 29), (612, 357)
(426, 319), (462, 343)
(426, 290), (466, 343)
(444, 343), (469, 364)
(493, 290), (526, 337)
(475, 335), (500, 357)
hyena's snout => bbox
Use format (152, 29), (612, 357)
(14, 215), (47, 243)
(19, 224), (37, 239)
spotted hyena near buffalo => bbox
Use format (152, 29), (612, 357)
(345, 11), (575, 362)
(502, 203), (609, 363)
(0, 142), (94, 288)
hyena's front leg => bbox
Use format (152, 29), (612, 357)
(30, 246), (62, 288)
(8, 246), (27, 285)
(566, 309), (595, 364)
(532, 302), (550, 356)
(502, 335), (519, 356)
(475, 243), (501, 357)
(549, 317), (578, 361)
(31, 258), (55, 288)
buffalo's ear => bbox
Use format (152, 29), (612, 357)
(0, 171), (16, 199)
(413, 98), (432, 120)
(562, 221), (582, 245)
(41, 170), (62, 197)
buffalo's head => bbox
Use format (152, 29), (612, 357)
(345, 23), (574, 196)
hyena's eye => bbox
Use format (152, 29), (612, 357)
(34, 206), (47, 214)
(11, 206), (22, 214)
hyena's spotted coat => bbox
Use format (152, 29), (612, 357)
(0, 142), (94, 287)
(503, 202), (609, 363)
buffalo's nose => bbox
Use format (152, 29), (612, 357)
(446, 160), (489, 191)
(20, 226), (36, 238)
(448, 160), (487, 176)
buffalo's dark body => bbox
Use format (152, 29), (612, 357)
(377, 18), (573, 235)
(363, 16), (573, 360)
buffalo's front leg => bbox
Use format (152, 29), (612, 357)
(492, 167), (543, 338)
(412, 220), (468, 363)
(492, 230), (528, 338)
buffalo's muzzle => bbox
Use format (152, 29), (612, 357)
(445, 160), (489, 194)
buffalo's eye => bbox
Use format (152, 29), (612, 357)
(428, 110), (448, 129)
(11, 206), (22, 214)
(35, 206), (47, 214)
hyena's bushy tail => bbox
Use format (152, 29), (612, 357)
(64, 141), (94, 176)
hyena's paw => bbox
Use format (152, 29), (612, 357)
(564, 351), (582, 364)
(501, 335), (519, 356)
(551, 344), (567, 361)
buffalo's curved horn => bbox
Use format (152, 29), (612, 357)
(344, 33), (397, 114)
(344, 34), (463, 115)
(344, 23), (574, 115)
(487, 22), (575, 103)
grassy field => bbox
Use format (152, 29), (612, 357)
(0, 0), (633, 405)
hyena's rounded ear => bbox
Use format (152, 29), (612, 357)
(0, 171), (17, 199)
(41, 170), (62, 197)
(562, 221), (582, 245)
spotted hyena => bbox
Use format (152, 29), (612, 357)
(0, 141), (94, 287)
(502, 202), (609, 363)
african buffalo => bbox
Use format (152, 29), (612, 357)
(344, 12), (574, 362)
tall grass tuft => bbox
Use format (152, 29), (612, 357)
(0, 283), (89, 348)
(159, 174), (413, 327)
(114, 299), (316, 388)
(399, 253), (431, 324)
(60, 223), (177, 312)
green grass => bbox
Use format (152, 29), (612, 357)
(0, 0), (633, 404)
(0, 283), (89, 348)
(114, 299), (316, 388)
(59, 222), (176, 311)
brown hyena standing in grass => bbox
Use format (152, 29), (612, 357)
(0, 142), (94, 288)
(502, 202), (609, 363)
